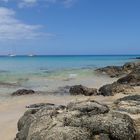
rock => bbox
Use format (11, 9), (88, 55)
(67, 99), (109, 115)
(12, 89), (35, 96)
(115, 95), (140, 102)
(26, 103), (66, 110)
(95, 61), (140, 78)
(16, 109), (39, 140)
(95, 66), (124, 78)
(69, 85), (98, 96)
(135, 57), (140, 59)
(134, 118), (140, 140)
(117, 67), (140, 86)
(93, 133), (111, 140)
(123, 62), (139, 71)
(65, 111), (136, 140)
(26, 103), (55, 109)
(114, 95), (140, 114)
(15, 99), (136, 140)
(98, 82), (134, 96)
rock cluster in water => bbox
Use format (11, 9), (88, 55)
(12, 61), (140, 97)
(117, 67), (140, 86)
(12, 62), (140, 96)
(95, 61), (140, 78)
(12, 89), (35, 96)
(69, 61), (140, 96)
(135, 57), (140, 59)
(69, 83), (134, 96)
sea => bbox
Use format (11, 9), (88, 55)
(0, 55), (139, 95)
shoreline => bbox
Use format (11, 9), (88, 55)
(0, 59), (140, 140)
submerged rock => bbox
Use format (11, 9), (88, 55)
(69, 85), (98, 96)
(15, 99), (136, 140)
(114, 95), (140, 114)
(98, 82), (134, 96)
(135, 57), (140, 59)
(12, 89), (35, 96)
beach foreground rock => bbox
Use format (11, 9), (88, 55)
(15, 99), (136, 140)
(117, 67), (140, 86)
(98, 82), (134, 96)
(114, 95), (140, 114)
(69, 85), (98, 96)
(12, 89), (35, 96)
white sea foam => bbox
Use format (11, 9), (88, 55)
(69, 74), (77, 78)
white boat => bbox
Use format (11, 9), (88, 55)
(28, 54), (34, 57)
(8, 54), (16, 57)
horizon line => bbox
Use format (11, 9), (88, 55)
(0, 54), (139, 56)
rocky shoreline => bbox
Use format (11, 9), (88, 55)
(15, 99), (137, 140)
(14, 60), (140, 140)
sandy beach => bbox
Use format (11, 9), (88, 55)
(0, 84), (140, 140)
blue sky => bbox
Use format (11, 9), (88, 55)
(0, 0), (140, 55)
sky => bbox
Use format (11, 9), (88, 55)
(0, 0), (140, 55)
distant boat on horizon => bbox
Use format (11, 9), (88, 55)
(8, 54), (16, 57)
(28, 54), (35, 57)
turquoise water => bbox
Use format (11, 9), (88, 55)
(0, 55), (139, 94)
(0, 55), (138, 73)
(0, 55), (138, 80)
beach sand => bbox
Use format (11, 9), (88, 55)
(0, 77), (140, 140)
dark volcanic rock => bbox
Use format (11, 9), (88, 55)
(93, 133), (111, 140)
(15, 99), (136, 140)
(123, 62), (138, 70)
(98, 82), (134, 96)
(69, 85), (98, 96)
(67, 99), (109, 115)
(114, 95), (140, 114)
(116, 95), (140, 102)
(26, 103), (66, 110)
(95, 61), (140, 78)
(12, 89), (35, 96)
(95, 66), (124, 78)
(117, 67), (140, 86)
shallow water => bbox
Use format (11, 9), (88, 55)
(0, 55), (137, 72)
(0, 55), (138, 94)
